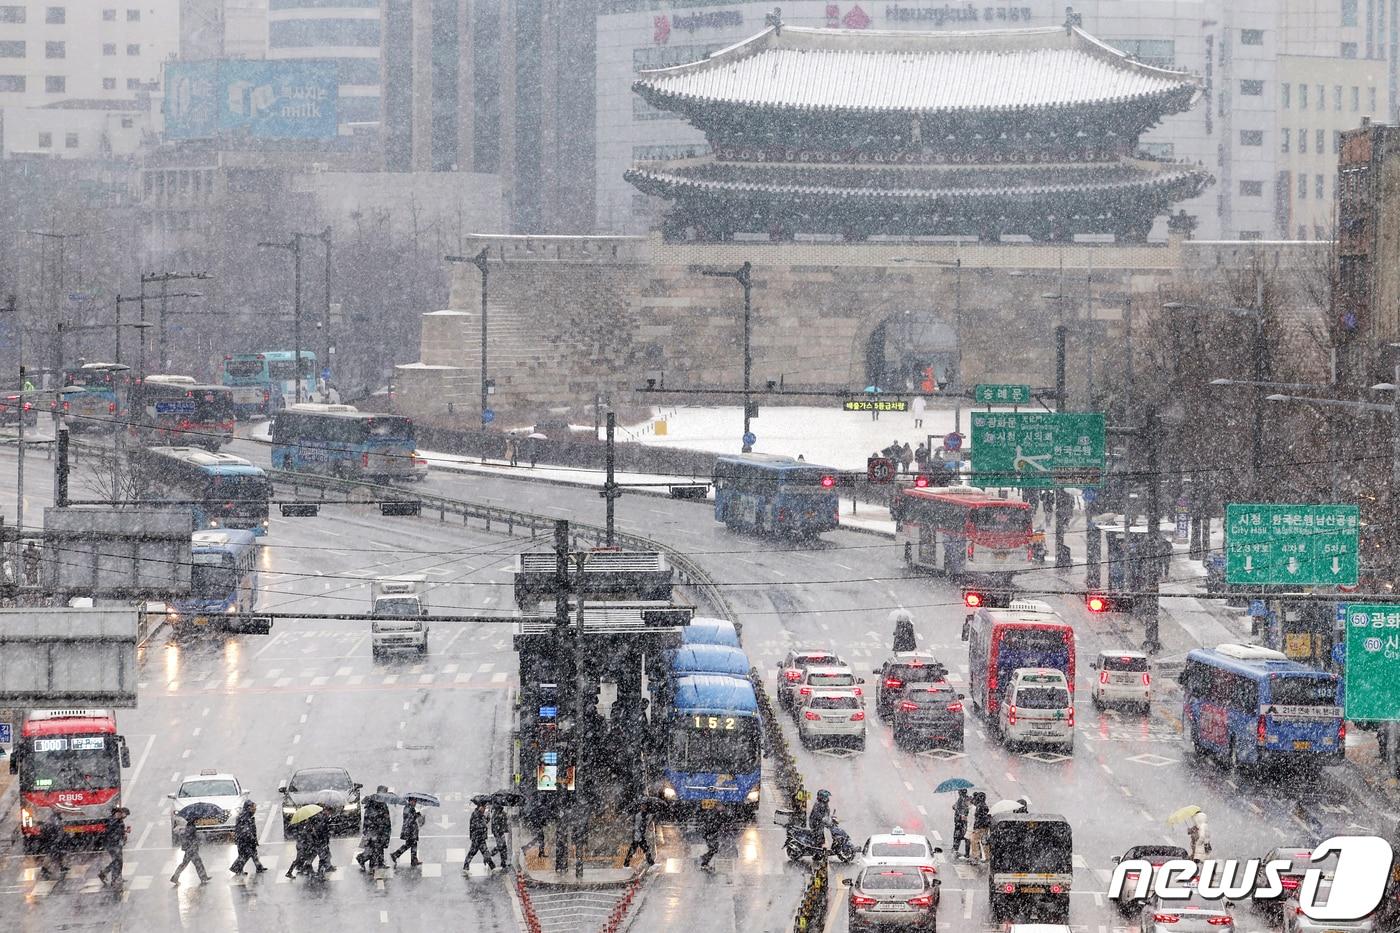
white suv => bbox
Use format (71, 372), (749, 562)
(1000, 668), (1074, 752)
(796, 688), (865, 750)
(1090, 650), (1151, 711)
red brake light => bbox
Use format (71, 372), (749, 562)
(913, 474), (930, 488)
(850, 894), (877, 909)
(1126, 872), (1140, 882)
(851, 710), (865, 721)
(1143, 673), (1152, 686)
(907, 894), (933, 908)
(1068, 706), (1074, 728)
(1049, 884), (1063, 895)
(946, 701), (963, 713)
(1153, 915), (1181, 924)
(1002, 883), (1015, 894)
(799, 687), (812, 696)
(1258, 715), (1267, 744)
(1099, 670), (1110, 685)
(918, 865), (937, 876)
(108, 402), (116, 413)
(966, 540), (975, 560)
(963, 591), (983, 608)
(1339, 722), (1347, 741)
(852, 686), (862, 697)
(884, 678), (904, 689)
(803, 710), (820, 721)
(898, 700), (918, 712)
(1008, 704), (1018, 726)
(820, 475), (835, 488)
(1281, 877), (1302, 890)
(362, 452), (370, 468)
(1206, 918), (1233, 926)
(784, 669), (803, 682)
(1087, 595), (1108, 613)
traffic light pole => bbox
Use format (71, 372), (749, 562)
(603, 412), (618, 545)
(1143, 405), (1162, 653)
(1053, 326), (1070, 569)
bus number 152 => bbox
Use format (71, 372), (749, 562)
(694, 716), (736, 730)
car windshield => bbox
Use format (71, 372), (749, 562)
(375, 597), (422, 617)
(669, 722), (760, 772)
(1127, 846), (1188, 861)
(809, 695), (859, 709)
(190, 555), (239, 597)
(869, 840), (928, 858)
(808, 672), (854, 686)
(179, 779), (238, 797)
(1279, 851), (1341, 875)
(797, 653), (838, 667)
(1102, 655), (1149, 672)
(860, 870), (923, 891)
(1015, 686), (1070, 709)
(289, 770), (350, 792)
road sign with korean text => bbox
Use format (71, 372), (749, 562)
(969, 412), (1104, 488)
(974, 384), (1032, 405)
(843, 399), (908, 413)
(1345, 604), (1400, 720)
(1224, 503), (1359, 586)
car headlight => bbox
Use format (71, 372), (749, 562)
(661, 784), (677, 800)
(226, 605), (238, 614)
(745, 789), (760, 803)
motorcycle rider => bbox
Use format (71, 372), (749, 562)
(807, 789), (851, 855)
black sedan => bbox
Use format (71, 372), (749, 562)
(873, 652), (948, 721)
(891, 682), (965, 750)
(278, 767), (363, 836)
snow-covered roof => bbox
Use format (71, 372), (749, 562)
(633, 25), (1200, 116)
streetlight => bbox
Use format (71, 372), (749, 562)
(702, 262), (754, 452)
(258, 240), (307, 404)
(444, 248), (492, 428)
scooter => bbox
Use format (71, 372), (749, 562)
(776, 809), (856, 863)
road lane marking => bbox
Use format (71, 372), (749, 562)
(964, 890), (974, 920)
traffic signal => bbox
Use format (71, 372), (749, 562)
(1085, 594), (1110, 613)
(820, 474), (837, 488)
(963, 590), (984, 609)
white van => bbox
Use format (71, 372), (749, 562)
(370, 575), (428, 658)
(1000, 668), (1074, 751)
(1089, 649), (1151, 711)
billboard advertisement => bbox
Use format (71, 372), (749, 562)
(164, 60), (338, 140)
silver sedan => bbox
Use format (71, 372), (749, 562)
(1139, 888), (1236, 933)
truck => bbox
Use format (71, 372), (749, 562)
(987, 812), (1073, 922)
(370, 575), (429, 658)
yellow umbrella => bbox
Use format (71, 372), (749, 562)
(289, 804), (323, 826)
(1166, 805), (1202, 826)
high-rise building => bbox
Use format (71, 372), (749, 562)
(267, 0), (380, 131)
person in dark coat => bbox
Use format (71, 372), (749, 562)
(391, 802), (422, 867)
(229, 800), (266, 875)
(520, 796), (549, 860)
(170, 817), (210, 884)
(489, 801), (510, 869)
(357, 790), (392, 871)
(285, 819), (314, 879)
(622, 800), (655, 868)
(951, 789), (971, 859)
(97, 807), (129, 886)
(307, 810), (335, 875)
(697, 806), (725, 870)
(970, 792), (992, 863)
(463, 801), (495, 871)
(890, 609), (916, 653)
(37, 812), (67, 879)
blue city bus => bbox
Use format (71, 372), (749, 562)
(60, 362), (131, 432)
(1179, 643), (1344, 770)
(712, 454), (840, 538)
(221, 351), (316, 418)
(270, 406), (417, 483)
(681, 617), (741, 648)
(671, 645), (751, 680)
(169, 529), (261, 634)
(658, 673), (762, 817)
(132, 446), (271, 537)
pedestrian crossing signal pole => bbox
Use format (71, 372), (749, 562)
(602, 412), (620, 546)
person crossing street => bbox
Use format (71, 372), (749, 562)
(463, 800), (496, 872)
(489, 800), (510, 870)
(97, 807), (130, 887)
(229, 800), (266, 875)
(170, 817), (210, 885)
(391, 802), (423, 867)
(622, 800), (655, 868)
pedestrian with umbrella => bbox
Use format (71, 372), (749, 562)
(229, 800), (266, 876)
(622, 798), (655, 869)
(463, 798), (496, 872)
(170, 814), (211, 885)
(37, 811), (67, 880)
(357, 787), (399, 871)
(285, 804), (322, 879)
(307, 809), (335, 875)
(97, 807), (130, 887)
(391, 801), (423, 867)
(951, 789), (971, 860)
(890, 608), (916, 653)
(489, 798), (510, 870)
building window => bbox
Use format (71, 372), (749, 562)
(64, 132), (77, 149)
(0, 40), (22, 57)
(1240, 130), (1264, 146)
(126, 8), (138, 20)
(102, 7), (114, 19)
(44, 75), (64, 93)
(1370, 86), (1378, 112)
(1282, 83), (1291, 108)
(1299, 174), (1308, 198)
(1334, 86), (1343, 110)
(268, 18), (382, 48)
(102, 43), (114, 55)
(1138, 141), (1175, 159)
(1342, 42), (1358, 58)
(1281, 128), (1291, 153)
(120, 115), (132, 128)
(1317, 129), (1325, 152)
(45, 41), (63, 58)
(1241, 79), (1265, 95)
(125, 77), (140, 89)
(1239, 231), (1264, 240)
(1335, 130), (1343, 153)
(1240, 28), (1264, 45)
(0, 6), (24, 22)
(126, 43), (139, 56)
(1299, 128), (1308, 153)
(44, 6), (62, 23)
(1240, 180), (1264, 196)
(1317, 174), (1325, 199)
(102, 77), (114, 89)
(1343, 0), (1359, 26)
(38, 132), (51, 147)
(1317, 85), (1325, 109)
(1300, 84), (1309, 108)
(1353, 86), (1361, 111)
(0, 75), (24, 91)
(1297, 225), (1307, 239)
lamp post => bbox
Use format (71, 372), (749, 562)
(141, 272), (211, 373)
(258, 240), (305, 404)
(445, 248), (492, 428)
(702, 262), (753, 452)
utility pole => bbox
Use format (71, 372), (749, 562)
(1143, 405), (1162, 653)
(602, 411), (619, 545)
(322, 225), (332, 384)
(1250, 270), (1266, 496)
(1053, 325), (1070, 569)
(445, 249), (492, 428)
(258, 241), (305, 403)
(16, 365), (25, 546)
(702, 262), (754, 452)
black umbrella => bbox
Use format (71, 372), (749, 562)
(365, 791), (406, 806)
(402, 792), (440, 807)
(470, 794), (493, 806)
(176, 802), (229, 823)
(490, 791), (524, 807)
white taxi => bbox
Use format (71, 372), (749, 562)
(167, 769), (247, 845)
(858, 826), (942, 880)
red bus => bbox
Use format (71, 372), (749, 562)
(9, 709), (131, 851)
(892, 486), (1036, 587)
(962, 606), (1076, 719)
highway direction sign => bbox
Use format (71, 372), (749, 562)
(974, 384), (1032, 405)
(969, 411), (1105, 488)
(1345, 603), (1400, 720)
(1224, 503), (1359, 586)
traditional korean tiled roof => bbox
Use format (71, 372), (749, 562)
(624, 159), (1212, 204)
(633, 25), (1201, 116)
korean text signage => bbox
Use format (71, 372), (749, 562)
(974, 384), (1032, 405)
(1224, 504), (1359, 586)
(1345, 604), (1400, 720)
(885, 4), (1037, 26)
(970, 412), (1104, 488)
(844, 399), (908, 413)
(165, 60), (338, 140)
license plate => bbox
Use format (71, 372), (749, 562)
(195, 818), (221, 827)
(193, 616), (209, 625)
(1294, 740), (1310, 750)
(1112, 674), (1136, 684)
(700, 799), (717, 810)
(994, 553), (1007, 560)
(1020, 886), (1046, 894)
(873, 903), (906, 911)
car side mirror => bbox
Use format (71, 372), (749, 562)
(841, 878), (853, 887)
(932, 846), (944, 853)
(277, 784), (287, 794)
(1090, 661), (1098, 669)
(241, 790), (250, 797)
(166, 793), (176, 800)
(776, 661), (784, 668)
(1111, 855), (1121, 863)
(957, 693), (966, 700)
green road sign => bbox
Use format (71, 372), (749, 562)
(1224, 503), (1359, 586)
(1345, 604), (1400, 720)
(969, 412), (1104, 488)
(975, 384), (1033, 405)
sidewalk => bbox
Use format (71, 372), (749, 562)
(516, 812), (685, 888)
